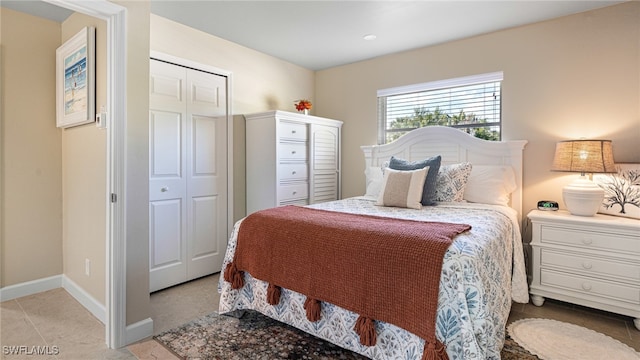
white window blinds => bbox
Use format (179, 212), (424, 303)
(377, 72), (503, 144)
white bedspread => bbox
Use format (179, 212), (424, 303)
(219, 197), (529, 360)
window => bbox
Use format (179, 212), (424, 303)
(377, 72), (502, 144)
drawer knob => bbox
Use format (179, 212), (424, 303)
(581, 283), (592, 291)
(292, 151), (296, 154)
(293, 191), (297, 195)
(582, 237), (593, 245)
(582, 262), (593, 270)
(161, 187), (169, 192)
(292, 130), (296, 134)
(292, 171), (297, 175)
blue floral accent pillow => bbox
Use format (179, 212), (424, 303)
(435, 162), (473, 202)
(388, 155), (442, 206)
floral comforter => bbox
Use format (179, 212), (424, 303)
(219, 197), (529, 359)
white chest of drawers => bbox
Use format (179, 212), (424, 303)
(528, 210), (640, 330)
(246, 110), (342, 214)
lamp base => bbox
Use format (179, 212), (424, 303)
(562, 176), (604, 217)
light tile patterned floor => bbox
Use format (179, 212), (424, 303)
(2, 273), (638, 359)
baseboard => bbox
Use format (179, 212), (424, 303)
(1, 274), (153, 346)
(125, 317), (154, 345)
(62, 275), (106, 324)
(0, 275), (62, 302)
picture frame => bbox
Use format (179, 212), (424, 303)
(594, 163), (640, 219)
(56, 26), (96, 128)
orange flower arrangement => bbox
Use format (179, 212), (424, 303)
(294, 99), (312, 112)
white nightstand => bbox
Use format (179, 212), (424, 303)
(528, 210), (640, 331)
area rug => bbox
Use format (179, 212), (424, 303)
(154, 309), (539, 359)
(507, 318), (640, 360)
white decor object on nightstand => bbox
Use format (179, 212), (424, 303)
(550, 139), (616, 216)
(528, 210), (640, 330)
(245, 110), (342, 214)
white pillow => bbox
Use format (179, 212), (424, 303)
(376, 167), (428, 210)
(434, 162), (472, 202)
(364, 166), (384, 197)
(463, 165), (517, 206)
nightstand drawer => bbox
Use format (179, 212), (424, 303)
(541, 269), (640, 304)
(541, 249), (640, 283)
(540, 225), (639, 255)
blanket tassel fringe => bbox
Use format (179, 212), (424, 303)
(303, 297), (321, 322)
(421, 341), (449, 360)
(354, 315), (377, 346)
(266, 283), (281, 305)
(223, 262), (244, 289)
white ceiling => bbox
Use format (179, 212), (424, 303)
(3, 0), (625, 70)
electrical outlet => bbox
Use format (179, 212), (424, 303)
(85, 259), (91, 276)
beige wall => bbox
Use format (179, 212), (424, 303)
(3, 0), (637, 337)
(150, 14), (315, 221)
(0, 7), (108, 303)
(0, 2), (152, 328)
(60, 13), (108, 304)
(118, 0), (152, 327)
(0, 8), (63, 287)
(315, 2), (640, 224)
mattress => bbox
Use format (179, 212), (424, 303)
(219, 197), (529, 359)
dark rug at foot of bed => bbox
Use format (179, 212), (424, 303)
(154, 310), (539, 359)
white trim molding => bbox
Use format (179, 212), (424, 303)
(0, 275), (62, 302)
(125, 317), (154, 345)
(62, 275), (106, 324)
(0, 275), (108, 326)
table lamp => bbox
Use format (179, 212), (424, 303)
(550, 139), (616, 216)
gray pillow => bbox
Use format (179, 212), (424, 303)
(388, 155), (442, 206)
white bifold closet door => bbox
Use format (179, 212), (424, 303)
(149, 59), (228, 292)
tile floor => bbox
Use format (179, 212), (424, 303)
(2, 273), (638, 359)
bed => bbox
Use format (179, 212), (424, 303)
(219, 126), (529, 360)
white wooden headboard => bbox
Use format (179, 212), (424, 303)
(361, 126), (528, 222)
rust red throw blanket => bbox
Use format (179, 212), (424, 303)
(224, 205), (471, 360)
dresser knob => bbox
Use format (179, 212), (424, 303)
(582, 262), (593, 270)
(292, 171), (297, 175)
(582, 237), (593, 245)
(292, 130), (296, 134)
(581, 283), (592, 291)
(292, 151), (296, 154)
(160, 187), (169, 192)
(292, 191), (297, 195)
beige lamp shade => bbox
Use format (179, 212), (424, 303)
(550, 139), (616, 217)
(551, 140), (616, 174)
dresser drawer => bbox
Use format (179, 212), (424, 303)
(278, 121), (307, 141)
(279, 143), (307, 161)
(541, 269), (640, 305)
(279, 199), (309, 207)
(280, 163), (308, 181)
(541, 249), (640, 283)
(278, 183), (308, 202)
(540, 225), (639, 255)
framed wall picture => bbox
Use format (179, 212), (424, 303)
(56, 26), (96, 128)
(594, 163), (640, 219)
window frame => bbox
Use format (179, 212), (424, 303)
(377, 72), (503, 144)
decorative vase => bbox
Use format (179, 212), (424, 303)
(304, 109), (309, 115)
